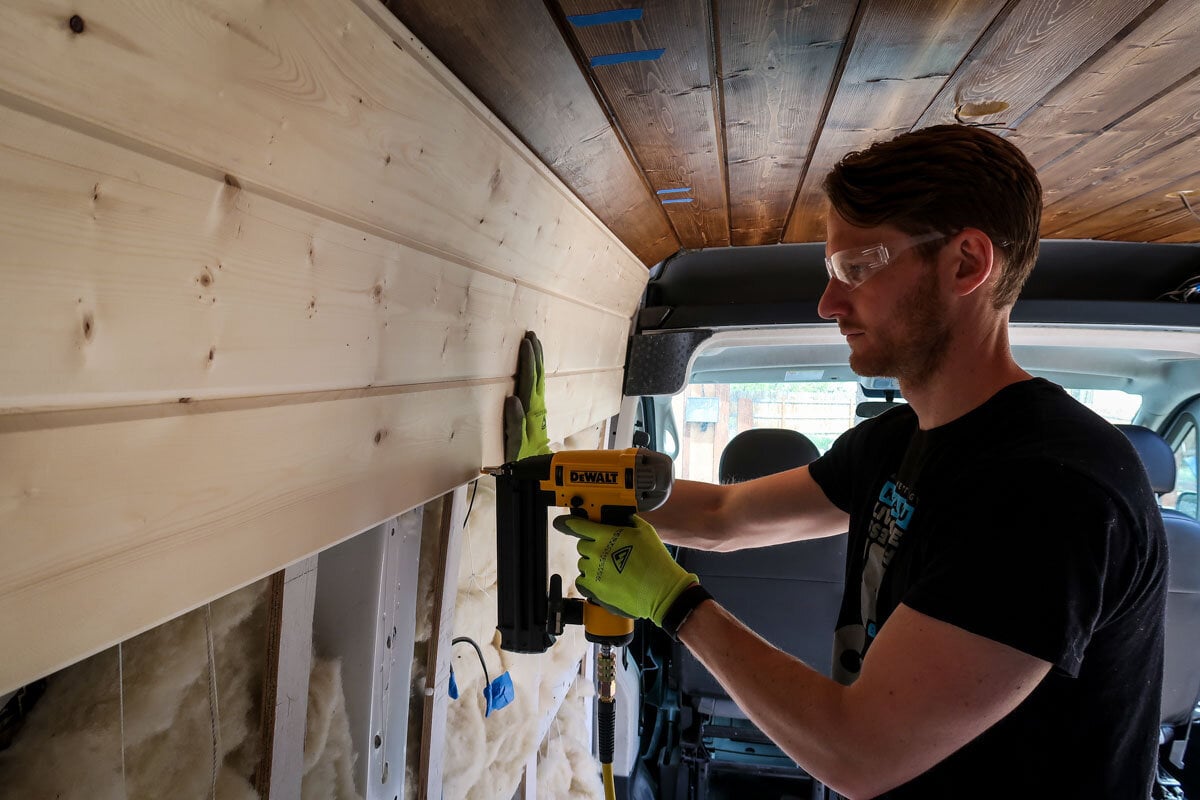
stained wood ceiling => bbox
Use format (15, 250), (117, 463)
(386, 0), (1200, 266)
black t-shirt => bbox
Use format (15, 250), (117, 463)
(808, 378), (1167, 799)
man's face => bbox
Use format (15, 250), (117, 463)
(818, 214), (951, 386)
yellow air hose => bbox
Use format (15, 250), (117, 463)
(602, 761), (615, 800)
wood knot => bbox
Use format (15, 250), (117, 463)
(199, 270), (213, 288)
(223, 174), (241, 190)
(374, 429), (387, 445)
(208, 347), (216, 362)
(178, 397), (192, 404)
(82, 313), (94, 341)
(68, 15), (85, 34)
(372, 284), (383, 303)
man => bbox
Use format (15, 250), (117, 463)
(555, 125), (1167, 798)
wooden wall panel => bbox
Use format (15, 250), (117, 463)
(0, 0), (647, 315)
(780, 0), (1006, 243)
(381, 0), (679, 267)
(0, 105), (630, 412)
(0, 370), (622, 693)
(0, 0), (645, 693)
(915, 0), (1154, 130)
(559, 0), (730, 249)
(718, 1), (854, 246)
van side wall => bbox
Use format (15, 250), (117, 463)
(0, 0), (645, 694)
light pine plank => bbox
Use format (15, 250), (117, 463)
(374, 0), (680, 266)
(0, 103), (634, 412)
(0, 370), (622, 694)
(780, 0), (1007, 243)
(0, 0), (647, 315)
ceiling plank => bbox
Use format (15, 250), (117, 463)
(718, 0), (856, 246)
(915, 0), (1157, 131)
(557, 0), (730, 249)
(780, 0), (1008, 243)
(1097, 191), (1200, 243)
(1008, 0), (1200, 171)
(384, 0), (680, 265)
(1037, 76), (1200, 237)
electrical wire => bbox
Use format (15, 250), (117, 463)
(451, 637), (491, 697)
(1157, 273), (1200, 302)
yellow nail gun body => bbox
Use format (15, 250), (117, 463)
(484, 447), (674, 652)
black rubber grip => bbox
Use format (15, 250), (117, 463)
(598, 699), (616, 764)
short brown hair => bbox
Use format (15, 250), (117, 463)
(823, 125), (1042, 309)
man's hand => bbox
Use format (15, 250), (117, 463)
(553, 514), (697, 627)
(504, 331), (552, 462)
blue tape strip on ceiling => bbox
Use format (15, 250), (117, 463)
(590, 48), (665, 67)
(662, 198), (694, 204)
(567, 8), (643, 26)
(657, 187), (691, 195)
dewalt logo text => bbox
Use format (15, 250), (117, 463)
(570, 470), (619, 484)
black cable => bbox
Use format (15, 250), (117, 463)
(463, 479), (480, 528)
(451, 636), (491, 696)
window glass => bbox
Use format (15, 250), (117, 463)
(1163, 421), (1198, 519)
(669, 382), (864, 481)
(1064, 388), (1142, 424)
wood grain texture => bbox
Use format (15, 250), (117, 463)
(0, 0), (647, 310)
(418, 487), (466, 800)
(1009, 0), (1200, 170)
(0, 370), (622, 693)
(559, 0), (730, 248)
(262, 557), (318, 800)
(915, 0), (1155, 130)
(0, 104), (635, 412)
(381, 0), (679, 266)
(719, 0), (855, 246)
(781, 0), (1008, 243)
(1037, 75), (1200, 238)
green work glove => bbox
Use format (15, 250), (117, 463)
(504, 331), (552, 462)
(553, 514), (698, 628)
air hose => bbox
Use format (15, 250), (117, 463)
(597, 644), (617, 800)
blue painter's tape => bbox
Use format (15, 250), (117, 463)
(590, 48), (665, 68)
(482, 671), (515, 717)
(448, 668), (459, 700)
(568, 8), (642, 27)
(656, 187), (691, 195)
(661, 198), (695, 204)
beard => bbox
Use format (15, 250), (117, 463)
(847, 266), (951, 387)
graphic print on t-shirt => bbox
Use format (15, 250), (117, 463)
(832, 477), (918, 684)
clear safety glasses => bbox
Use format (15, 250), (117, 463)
(824, 231), (949, 290)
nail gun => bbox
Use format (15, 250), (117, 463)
(484, 446), (674, 653)
(483, 447), (674, 795)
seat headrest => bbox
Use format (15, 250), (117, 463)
(1117, 424), (1176, 494)
(719, 428), (821, 484)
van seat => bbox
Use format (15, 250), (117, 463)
(677, 428), (847, 717)
(1117, 425), (1200, 742)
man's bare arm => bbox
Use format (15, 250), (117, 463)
(678, 600), (1051, 798)
(642, 465), (849, 551)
